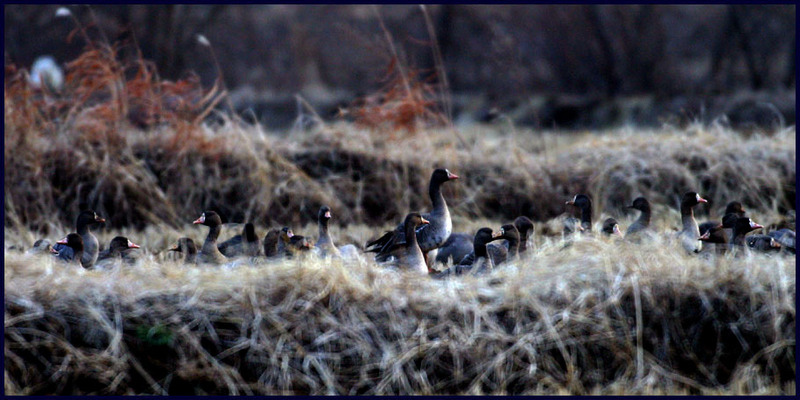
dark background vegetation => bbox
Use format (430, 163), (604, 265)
(5, 4), (796, 130)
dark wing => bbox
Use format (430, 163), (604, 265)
(488, 243), (508, 266)
(218, 234), (243, 257)
(52, 243), (75, 260)
(366, 222), (407, 254)
(435, 233), (472, 264)
(458, 251), (476, 266)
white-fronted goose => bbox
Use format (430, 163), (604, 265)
(52, 210), (106, 269)
(95, 236), (141, 269)
(375, 212), (430, 274)
(434, 227), (504, 278)
(746, 235), (782, 252)
(169, 237), (198, 264)
(514, 216), (535, 255)
(602, 218), (623, 238)
(678, 191), (707, 253)
(729, 216), (763, 256)
(27, 239), (53, 255)
(52, 233), (84, 265)
(315, 205), (342, 258)
(566, 194), (593, 234)
(287, 235), (313, 258)
(193, 211), (227, 265)
(625, 197), (652, 240)
(699, 201), (745, 250)
(488, 223), (520, 266)
(366, 168), (459, 271)
(767, 228), (795, 253)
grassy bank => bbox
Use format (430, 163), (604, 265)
(4, 118), (796, 234)
(4, 232), (795, 395)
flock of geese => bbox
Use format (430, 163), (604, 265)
(23, 168), (796, 276)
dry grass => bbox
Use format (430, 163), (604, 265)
(4, 35), (795, 396)
(7, 38), (794, 235)
(4, 230), (795, 395)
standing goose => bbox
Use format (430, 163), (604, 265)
(51, 233), (84, 265)
(315, 205), (341, 258)
(95, 236), (141, 269)
(434, 228), (504, 278)
(375, 212), (431, 274)
(52, 210), (106, 269)
(168, 237), (198, 264)
(678, 191), (707, 253)
(193, 211), (227, 265)
(514, 216), (535, 255)
(625, 197), (652, 240)
(366, 168), (459, 271)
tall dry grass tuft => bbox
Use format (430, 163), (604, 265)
(345, 58), (448, 136)
(4, 233), (794, 395)
(4, 26), (794, 234)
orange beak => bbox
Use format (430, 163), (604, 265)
(420, 217), (430, 225)
(56, 236), (68, 245)
(193, 214), (205, 224)
(448, 172), (459, 180)
(696, 194), (708, 203)
(127, 240), (141, 249)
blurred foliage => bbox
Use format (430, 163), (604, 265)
(4, 5), (795, 98)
